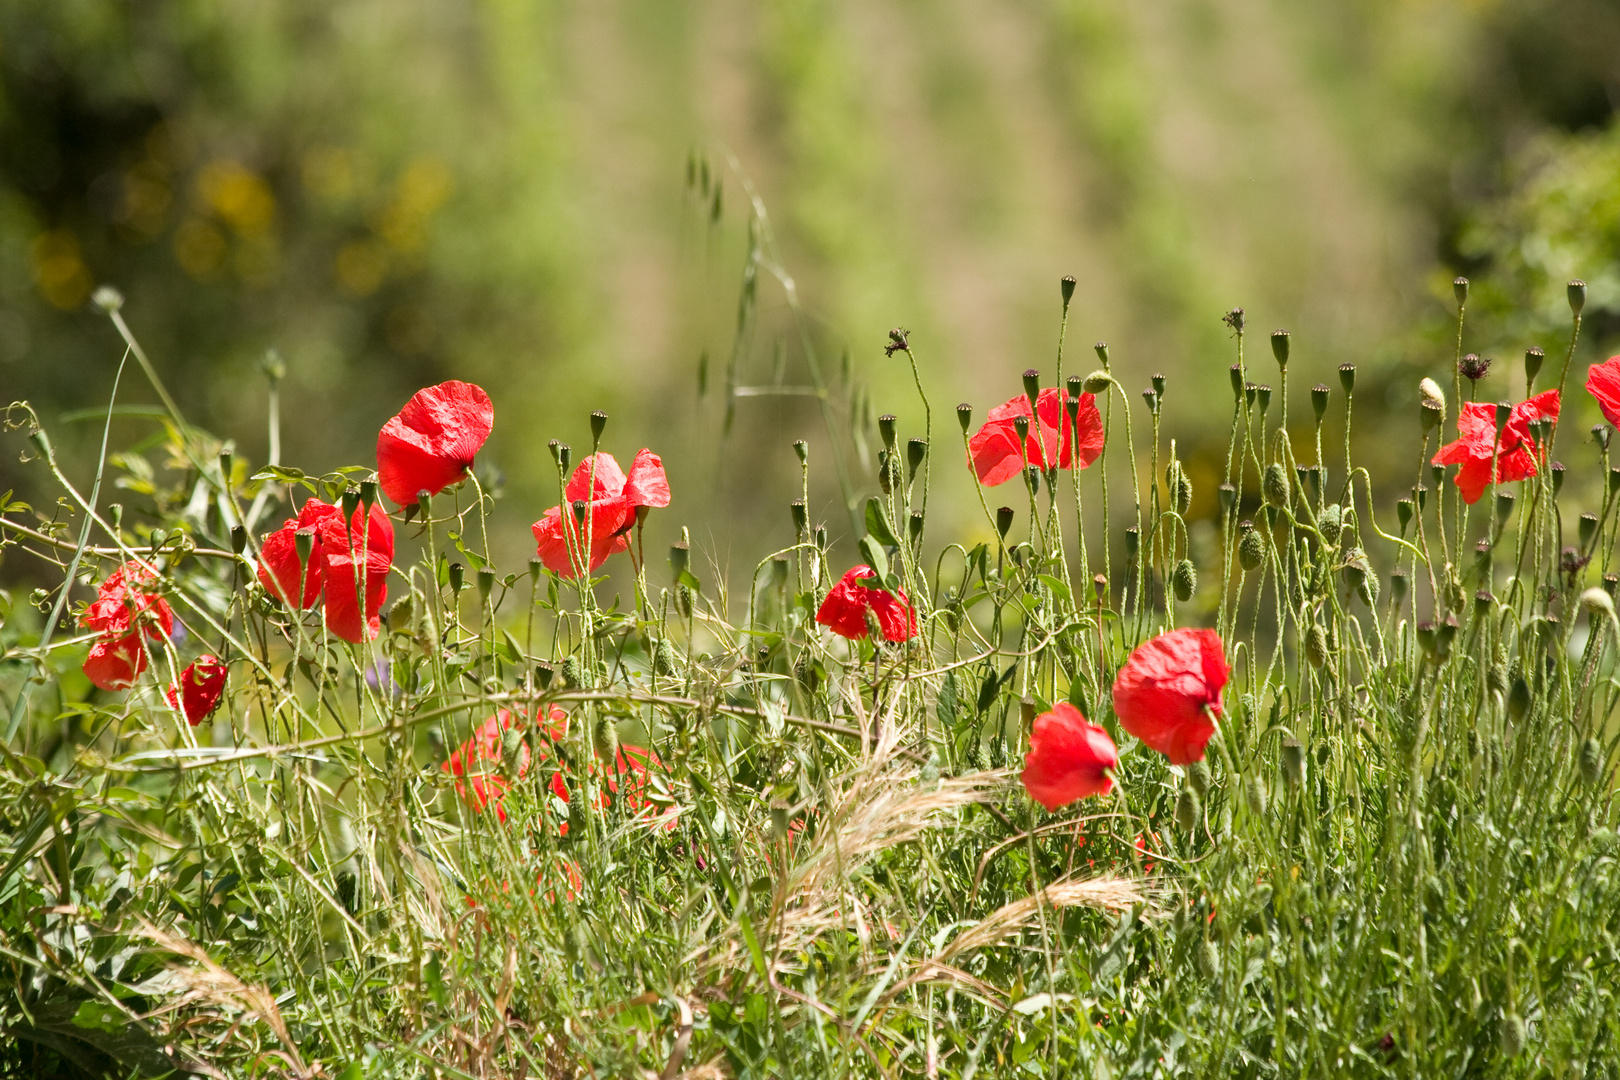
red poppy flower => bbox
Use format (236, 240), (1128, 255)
(1111, 627), (1230, 765)
(259, 499), (394, 642)
(544, 743), (678, 833)
(1021, 702), (1119, 810)
(376, 381), (494, 507)
(815, 565), (918, 642)
(968, 387), (1104, 487)
(80, 561), (174, 691)
(443, 706), (570, 822)
(1587, 357), (1620, 427)
(166, 655), (227, 725)
(1431, 389), (1559, 505)
(530, 450), (670, 578)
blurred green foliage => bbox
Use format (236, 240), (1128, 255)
(3, 0), (1620, 575)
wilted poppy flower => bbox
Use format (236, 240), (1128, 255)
(1111, 628), (1230, 765)
(1431, 390), (1559, 505)
(376, 380), (494, 507)
(259, 499), (394, 642)
(166, 655), (227, 725)
(531, 449), (670, 578)
(815, 565), (918, 642)
(1021, 702), (1119, 810)
(969, 388), (1104, 487)
(443, 706), (569, 822)
(1587, 357), (1620, 427)
(80, 561), (174, 691)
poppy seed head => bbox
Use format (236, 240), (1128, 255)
(1458, 353), (1490, 383)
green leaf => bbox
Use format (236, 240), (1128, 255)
(424, 954), (449, 1009)
(70, 1000), (125, 1033)
(1036, 574), (1072, 604)
(857, 537), (890, 584)
(864, 497), (900, 547)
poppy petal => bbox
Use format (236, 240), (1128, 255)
(376, 381), (494, 506)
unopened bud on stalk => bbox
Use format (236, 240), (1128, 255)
(793, 439), (809, 464)
(448, 561), (465, 593)
(1453, 276), (1469, 306)
(1507, 676), (1531, 721)
(590, 409), (608, 445)
(1175, 788), (1200, 833)
(230, 525), (248, 554)
(1304, 624), (1328, 668)
(1499, 1012), (1525, 1058)
(294, 528), (315, 568)
(1416, 621), (1438, 658)
(814, 526), (827, 550)
(1396, 498), (1414, 534)
(1245, 383), (1258, 408)
(1606, 573), (1619, 598)
(1093, 342), (1109, 367)
(1338, 363), (1356, 394)
(1390, 569), (1407, 605)
(909, 511), (924, 545)
(790, 500), (808, 535)
(1282, 739), (1305, 786)
(477, 566), (496, 603)
(1230, 365), (1244, 400)
(1358, 568), (1380, 608)
(1092, 573), (1109, 605)
(1569, 279), (1587, 316)
(1580, 586), (1616, 628)
(1318, 503), (1343, 545)
(1311, 384), (1330, 423)
(1187, 760), (1211, 798)
(1414, 485), (1428, 511)
(1082, 370), (1112, 395)
(1256, 385), (1272, 415)
(1270, 329), (1290, 368)
(1021, 369), (1042, 411)
(877, 413), (898, 451)
(1060, 275), (1076, 307)
(528, 556), (543, 578)
(1491, 491), (1513, 526)
(1239, 521), (1265, 572)
(904, 437), (928, 483)
(1245, 774), (1268, 815)
(956, 403), (973, 434)
(1551, 461), (1565, 495)
(1494, 401), (1512, 435)
(1143, 387), (1158, 412)
(1580, 512), (1599, 550)
(1525, 346), (1545, 390)
(1173, 559), (1197, 602)
(995, 506), (1014, 538)
(1580, 737), (1604, 786)
(1218, 483), (1237, 516)
(342, 486), (360, 520)
(670, 540), (690, 577)
(1263, 463), (1290, 508)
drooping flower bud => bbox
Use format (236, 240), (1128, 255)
(1262, 463), (1290, 508)
(1172, 559), (1197, 602)
(1082, 370), (1112, 395)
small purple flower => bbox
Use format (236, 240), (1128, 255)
(365, 659), (403, 700)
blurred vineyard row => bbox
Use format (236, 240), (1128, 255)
(3, 0), (1620, 573)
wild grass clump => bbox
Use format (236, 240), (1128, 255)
(1, 256), (1618, 1079)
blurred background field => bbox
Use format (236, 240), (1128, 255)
(4, 0), (1620, 582)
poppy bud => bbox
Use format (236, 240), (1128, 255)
(1196, 937), (1220, 978)
(528, 556), (543, 580)
(794, 439), (809, 464)
(1238, 522), (1265, 572)
(1474, 538), (1492, 576)
(877, 450), (894, 495)
(1218, 483), (1237, 516)
(1244, 382), (1258, 409)
(1173, 559), (1197, 602)
(1241, 775), (1266, 817)
(230, 525), (248, 554)
(907, 437), (927, 481)
(1357, 570), (1380, 609)
(1093, 341), (1109, 367)
(1143, 387), (1158, 412)
(1438, 615), (1458, 656)
(1414, 485), (1428, 511)
(448, 561), (465, 593)
(1569, 279), (1587, 316)
(1282, 739), (1305, 787)
(561, 656), (583, 689)
(1304, 624), (1328, 668)
(1175, 468), (1192, 514)
(1453, 276), (1468, 306)
(1230, 365), (1244, 400)
(1507, 676), (1531, 721)
(790, 500), (808, 535)
(1082, 369), (1112, 395)
(1430, 464), (1444, 491)
(1494, 491), (1514, 526)
(477, 566), (496, 603)
(1021, 369), (1042, 411)
(1311, 384), (1330, 422)
(342, 487), (361, 522)
(1262, 463), (1290, 509)
(1060, 275), (1077, 307)
(1499, 1012), (1525, 1058)
(1580, 512), (1599, 550)
(1255, 385), (1271, 415)
(1524, 346), (1545, 390)
(1338, 363), (1356, 394)
(1270, 329), (1289, 369)
(1606, 573), (1619, 598)
(1012, 414), (1030, 448)
(571, 499), (588, 525)
(1390, 569), (1407, 606)
(1318, 503), (1343, 545)
(814, 526), (827, 551)
(1124, 526), (1139, 559)
(878, 413), (898, 451)
(1175, 789), (1199, 833)
(589, 410), (608, 447)
(670, 541), (689, 577)
(909, 511), (924, 546)
(1580, 737), (1604, 786)
(1551, 462), (1565, 495)
(956, 403), (973, 434)
(294, 528), (315, 569)
(995, 506), (1014, 538)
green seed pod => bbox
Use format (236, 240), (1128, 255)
(1021, 369), (1042, 411)
(1580, 737), (1604, 786)
(1355, 567), (1379, 609)
(1507, 676), (1531, 722)
(1499, 1012), (1525, 1058)
(1453, 276), (1469, 306)
(1389, 570), (1407, 606)
(1175, 789), (1200, 833)
(1263, 463), (1290, 508)
(1304, 623), (1328, 669)
(1569, 279), (1587, 316)
(1270, 329), (1290, 369)
(956, 402), (973, 433)
(1311, 383), (1330, 423)
(1245, 775), (1268, 816)
(561, 655), (583, 690)
(1338, 362), (1356, 394)
(1282, 739), (1306, 787)
(1173, 559), (1197, 602)
(1218, 483), (1237, 516)
(1187, 760), (1211, 799)
(1525, 347), (1545, 391)
(1396, 498), (1414, 535)
(1239, 523), (1265, 572)
(654, 639), (680, 677)
(1167, 460), (1192, 514)
(1318, 504), (1343, 546)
